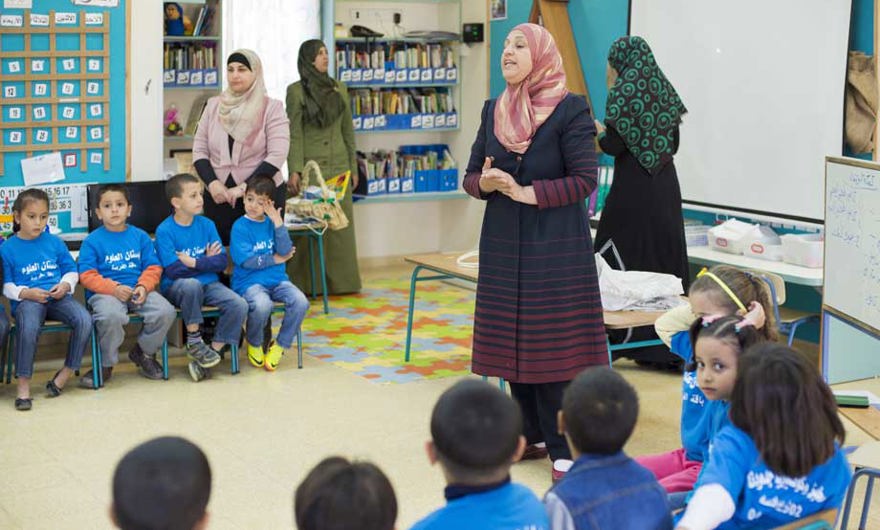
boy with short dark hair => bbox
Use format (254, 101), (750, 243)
(78, 183), (177, 386)
(156, 173), (248, 382)
(111, 436), (211, 530)
(410, 379), (549, 530)
(295, 456), (398, 530)
(545, 367), (672, 530)
(230, 175), (307, 371)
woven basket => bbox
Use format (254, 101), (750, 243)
(285, 160), (350, 231)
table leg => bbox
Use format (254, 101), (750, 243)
(317, 233), (329, 314)
(308, 237), (317, 301)
(404, 265), (424, 363)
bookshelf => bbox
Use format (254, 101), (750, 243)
(333, 0), (464, 200)
(162, 0), (221, 158)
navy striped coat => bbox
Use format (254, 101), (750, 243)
(462, 94), (608, 384)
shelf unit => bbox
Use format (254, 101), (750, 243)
(333, 0), (463, 199)
(162, 0), (221, 159)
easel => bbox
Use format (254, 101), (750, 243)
(529, 0), (592, 110)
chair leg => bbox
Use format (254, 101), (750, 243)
(91, 329), (101, 389)
(5, 333), (14, 384)
(162, 339), (169, 381)
(297, 329), (303, 369)
(230, 343), (239, 374)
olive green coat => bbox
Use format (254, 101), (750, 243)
(286, 80), (362, 294)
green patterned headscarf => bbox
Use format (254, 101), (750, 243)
(606, 36), (687, 175)
(298, 39), (346, 128)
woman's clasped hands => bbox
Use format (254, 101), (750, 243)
(479, 157), (536, 205)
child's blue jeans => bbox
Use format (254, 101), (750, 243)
(243, 281), (309, 349)
(163, 279), (247, 345)
(88, 292), (177, 366)
(14, 295), (92, 378)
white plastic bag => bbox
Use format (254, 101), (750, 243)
(595, 254), (686, 311)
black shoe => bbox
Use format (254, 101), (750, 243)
(46, 372), (63, 398)
(129, 345), (164, 380)
(188, 361), (210, 382)
(14, 397), (32, 411)
(79, 366), (113, 389)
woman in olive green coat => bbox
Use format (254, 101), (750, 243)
(286, 39), (362, 294)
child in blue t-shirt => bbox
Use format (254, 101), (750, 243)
(78, 184), (177, 387)
(230, 176), (307, 371)
(0, 189), (92, 411)
(645, 265), (776, 493)
(410, 380), (549, 530)
(155, 173), (247, 382)
(675, 343), (851, 530)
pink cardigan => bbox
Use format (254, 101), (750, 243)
(192, 96), (290, 187)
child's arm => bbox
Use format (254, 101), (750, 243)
(192, 221), (227, 273)
(78, 238), (119, 295)
(49, 237), (78, 299)
(155, 226), (202, 280)
(674, 484), (735, 530)
(265, 200), (294, 257)
(132, 231), (162, 301)
(230, 220), (282, 270)
(544, 492), (577, 530)
(655, 304), (697, 347)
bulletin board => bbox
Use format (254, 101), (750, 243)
(0, 1), (126, 232)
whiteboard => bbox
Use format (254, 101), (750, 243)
(631, 0), (851, 221)
(824, 157), (880, 332)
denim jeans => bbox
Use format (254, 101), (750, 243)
(243, 281), (308, 349)
(163, 279), (247, 345)
(14, 295), (92, 378)
(88, 292), (177, 366)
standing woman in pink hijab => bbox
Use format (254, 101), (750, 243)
(193, 49), (290, 244)
(462, 24), (608, 477)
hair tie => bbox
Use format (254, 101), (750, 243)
(734, 319), (755, 333)
(701, 314), (724, 327)
(697, 268), (747, 312)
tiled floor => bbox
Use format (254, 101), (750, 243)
(0, 263), (877, 528)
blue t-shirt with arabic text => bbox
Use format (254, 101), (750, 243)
(0, 232), (76, 295)
(78, 225), (160, 297)
(155, 215), (223, 290)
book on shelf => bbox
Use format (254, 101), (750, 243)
(184, 94), (213, 136)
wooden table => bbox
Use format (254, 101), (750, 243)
(403, 252), (668, 364)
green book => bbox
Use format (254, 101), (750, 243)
(835, 394), (870, 408)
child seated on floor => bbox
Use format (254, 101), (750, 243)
(410, 379), (549, 530)
(230, 175), (308, 371)
(295, 456), (397, 530)
(78, 183), (177, 386)
(155, 173), (248, 382)
(111, 436), (211, 530)
(675, 344), (852, 529)
(545, 366), (672, 530)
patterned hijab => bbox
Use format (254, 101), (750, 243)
(298, 39), (346, 129)
(605, 36), (687, 175)
(218, 49), (267, 143)
(494, 23), (569, 154)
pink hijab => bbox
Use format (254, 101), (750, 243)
(494, 23), (569, 154)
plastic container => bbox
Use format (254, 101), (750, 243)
(708, 219), (757, 255)
(780, 233), (824, 268)
(685, 224), (710, 247)
(743, 226), (783, 261)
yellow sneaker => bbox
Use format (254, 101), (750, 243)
(265, 343), (284, 372)
(247, 343), (265, 368)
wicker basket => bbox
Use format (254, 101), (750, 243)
(285, 160), (350, 231)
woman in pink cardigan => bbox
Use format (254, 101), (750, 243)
(192, 49), (289, 243)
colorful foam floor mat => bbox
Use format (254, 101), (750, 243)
(278, 278), (475, 384)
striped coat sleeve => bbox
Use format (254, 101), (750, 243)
(532, 102), (598, 209)
(463, 100), (492, 200)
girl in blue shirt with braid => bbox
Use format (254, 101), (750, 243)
(230, 175), (307, 371)
(676, 343), (851, 530)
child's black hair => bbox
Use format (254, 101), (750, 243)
(112, 436), (211, 530)
(686, 314), (763, 372)
(731, 343), (845, 477)
(11, 188), (50, 233)
(562, 366), (638, 455)
(97, 183), (130, 204)
(165, 173), (202, 201)
(294, 456), (397, 530)
(245, 175), (277, 198)
(430, 379), (523, 482)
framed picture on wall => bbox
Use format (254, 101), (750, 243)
(490, 0), (507, 21)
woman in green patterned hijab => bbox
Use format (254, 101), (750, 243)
(603, 36), (687, 175)
(297, 39), (347, 128)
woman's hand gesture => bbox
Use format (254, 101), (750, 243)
(479, 157), (515, 193)
(207, 180), (231, 205)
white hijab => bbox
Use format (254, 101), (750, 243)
(218, 48), (267, 143)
